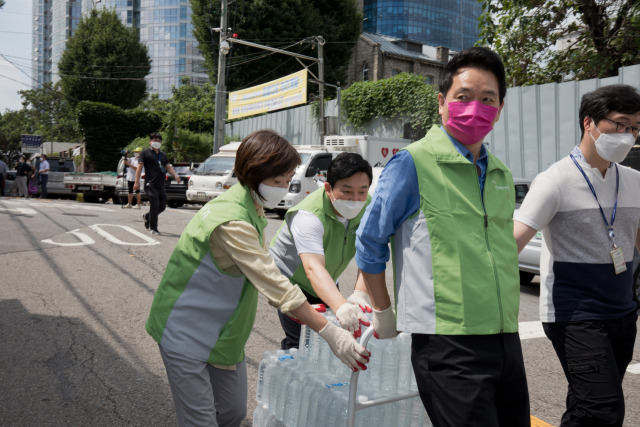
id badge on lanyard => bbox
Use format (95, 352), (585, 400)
(570, 155), (626, 274)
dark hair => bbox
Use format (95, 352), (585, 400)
(326, 152), (372, 187)
(579, 85), (640, 135)
(439, 47), (507, 103)
(150, 132), (163, 141)
(41, 154), (47, 159)
(234, 130), (300, 200)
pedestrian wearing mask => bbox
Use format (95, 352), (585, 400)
(270, 152), (374, 349)
(15, 156), (32, 198)
(134, 133), (181, 234)
(145, 130), (369, 427)
(515, 84), (640, 427)
(38, 154), (50, 198)
(356, 47), (530, 426)
(124, 147), (142, 209)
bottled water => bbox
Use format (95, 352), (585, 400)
(268, 352), (295, 414)
(275, 350), (298, 421)
(256, 351), (273, 405)
(397, 332), (413, 393)
(380, 339), (399, 396)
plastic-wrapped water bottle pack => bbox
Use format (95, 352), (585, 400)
(253, 310), (432, 426)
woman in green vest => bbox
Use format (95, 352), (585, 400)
(145, 130), (370, 427)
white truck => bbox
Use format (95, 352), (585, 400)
(186, 142), (241, 204)
(273, 135), (411, 218)
(63, 171), (118, 203)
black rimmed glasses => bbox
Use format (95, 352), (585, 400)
(603, 118), (640, 137)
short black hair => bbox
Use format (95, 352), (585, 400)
(579, 85), (640, 135)
(326, 152), (372, 188)
(439, 47), (507, 103)
(150, 132), (163, 141)
(41, 154), (47, 159)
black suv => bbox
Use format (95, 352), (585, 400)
(165, 162), (198, 208)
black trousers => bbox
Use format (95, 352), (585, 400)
(543, 311), (637, 427)
(145, 184), (166, 231)
(278, 289), (326, 350)
(411, 333), (530, 427)
(0, 174), (4, 196)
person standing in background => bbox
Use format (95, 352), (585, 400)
(0, 155), (7, 196)
(38, 154), (50, 198)
(124, 148), (142, 209)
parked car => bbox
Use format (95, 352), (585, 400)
(165, 162), (198, 208)
(3, 157), (75, 199)
(115, 157), (146, 206)
(187, 142), (241, 204)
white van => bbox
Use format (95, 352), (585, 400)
(186, 142), (241, 204)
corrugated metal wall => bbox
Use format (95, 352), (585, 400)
(225, 64), (640, 179)
(487, 64), (640, 179)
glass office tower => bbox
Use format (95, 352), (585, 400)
(33, 0), (208, 98)
(362, 0), (482, 52)
(139, 0), (208, 98)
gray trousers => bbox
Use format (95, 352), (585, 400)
(16, 176), (27, 197)
(159, 345), (247, 427)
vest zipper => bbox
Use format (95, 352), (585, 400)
(477, 170), (504, 333)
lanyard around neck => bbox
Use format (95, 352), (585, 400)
(570, 154), (619, 241)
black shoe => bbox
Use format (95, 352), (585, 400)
(143, 213), (149, 229)
(150, 229), (161, 235)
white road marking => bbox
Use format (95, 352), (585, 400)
(0, 207), (38, 215)
(1, 200), (114, 212)
(89, 224), (159, 246)
(626, 363), (640, 375)
(42, 229), (96, 246)
(519, 321), (546, 340)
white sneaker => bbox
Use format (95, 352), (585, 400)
(124, 204), (132, 209)
(133, 205), (141, 209)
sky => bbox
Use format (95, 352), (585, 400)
(0, 1), (33, 113)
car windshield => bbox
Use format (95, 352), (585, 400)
(515, 183), (529, 205)
(196, 156), (235, 175)
(49, 160), (75, 173)
(173, 166), (191, 175)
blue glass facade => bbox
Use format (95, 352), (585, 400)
(34, 0), (208, 98)
(362, 0), (482, 52)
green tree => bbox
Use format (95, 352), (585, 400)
(18, 82), (81, 143)
(479, 0), (640, 86)
(0, 110), (28, 152)
(191, 0), (361, 95)
(58, 9), (151, 109)
(0, 1), (5, 9)
(341, 73), (439, 136)
(76, 101), (162, 171)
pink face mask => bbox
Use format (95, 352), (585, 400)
(444, 100), (499, 145)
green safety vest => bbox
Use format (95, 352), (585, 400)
(394, 125), (520, 335)
(145, 184), (265, 365)
(270, 187), (370, 298)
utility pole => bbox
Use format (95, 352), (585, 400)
(317, 37), (325, 145)
(212, 0), (229, 154)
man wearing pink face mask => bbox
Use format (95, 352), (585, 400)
(356, 47), (530, 426)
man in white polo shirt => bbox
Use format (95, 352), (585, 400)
(38, 154), (50, 198)
(515, 84), (640, 427)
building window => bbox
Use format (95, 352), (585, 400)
(363, 62), (369, 81)
(424, 75), (434, 85)
(392, 68), (402, 76)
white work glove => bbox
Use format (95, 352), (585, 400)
(347, 290), (373, 313)
(318, 321), (370, 371)
(372, 305), (398, 339)
(336, 302), (370, 338)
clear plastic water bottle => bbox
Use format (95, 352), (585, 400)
(275, 350), (298, 421)
(283, 366), (312, 427)
(304, 375), (332, 427)
(296, 372), (320, 426)
(326, 382), (350, 427)
(380, 339), (399, 397)
(256, 351), (273, 405)
(397, 332), (412, 394)
(268, 352), (294, 414)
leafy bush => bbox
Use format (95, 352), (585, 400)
(341, 73), (439, 134)
(76, 101), (162, 171)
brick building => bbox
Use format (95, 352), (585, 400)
(347, 32), (451, 87)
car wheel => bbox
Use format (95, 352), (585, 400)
(168, 201), (184, 208)
(633, 264), (640, 307)
(276, 210), (286, 219)
(519, 271), (535, 285)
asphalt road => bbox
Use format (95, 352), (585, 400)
(1, 196), (639, 426)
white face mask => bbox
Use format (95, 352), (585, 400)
(252, 183), (288, 209)
(590, 126), (635, 163)
(332, 199), (366, 220)
(151, 141), (162, 150)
